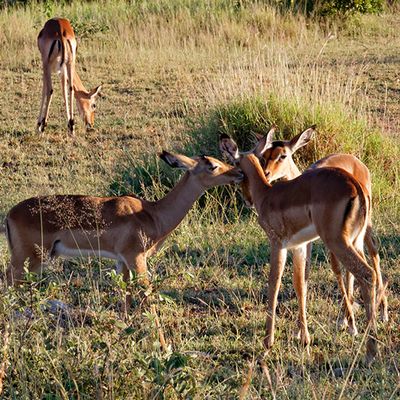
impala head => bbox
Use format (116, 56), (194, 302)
(76, 85), (102, 131)
(219, 128), (275, 207)
(258, 125), (315, 183)
(159, 150), (243, 187)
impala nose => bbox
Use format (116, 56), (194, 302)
(86, 123), (95, 132)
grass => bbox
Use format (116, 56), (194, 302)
(0, 0), (399, 398)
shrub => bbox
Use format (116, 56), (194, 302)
(187, 93), (399, 220)
(272, 0), (384, 15)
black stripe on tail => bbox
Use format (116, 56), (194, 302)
(48, 39), (58, 61)
(342, 180), (368, 239)
(60, 37), (65, 67)
(342, 197), (355, 227)
(66, 39), (73, 57)
(48, 39), (65, 68)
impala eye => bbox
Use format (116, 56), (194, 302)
(92, 104), (96, 110)
(280, 154), (287, 160)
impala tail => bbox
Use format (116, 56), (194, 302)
(343, 179), (369, 247)
(47, 37), (65, 68)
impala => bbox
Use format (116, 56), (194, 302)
(220, 131), (378, 363)
(4, 151), (243, 310)
(257, 126), (388, 328)
(37, 18), (101, 134)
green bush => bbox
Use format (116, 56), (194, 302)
(187, 93), (399, 219)
(272, 0), (384, 15)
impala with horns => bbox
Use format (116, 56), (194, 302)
(4, 151), (243, 310)
(220, 130), (378, 363)
(256, 126), (388, 329)
(37, 18), (102, 134)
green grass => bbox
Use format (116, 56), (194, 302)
(0, 1), (399, 398)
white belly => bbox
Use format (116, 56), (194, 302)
(284, 224), (319, 249)
(52, 241), (118, 260)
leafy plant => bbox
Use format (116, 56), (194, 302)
(271, 0), (384, 15)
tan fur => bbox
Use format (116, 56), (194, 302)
(37, 18), (101, 134)
(220, 134), (378, 363)
(260, 128), (388, 326)
(4, 152), (243, 311)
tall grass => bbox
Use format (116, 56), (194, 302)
(0, 1), (399, 398)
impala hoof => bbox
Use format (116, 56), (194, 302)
(347, 324), (358, 337)
(37, 120), (46, 133)
(295, 329), (311, 346)
(337, 317), (348, 330)
(68, 119), (75, 135)
(263, 336), (274, 350)
(380, 306), (389, 323)
(380, 313), (389, 323)
(365, 339), (378, 366)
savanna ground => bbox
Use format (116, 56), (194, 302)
(0, 1), (399, 398)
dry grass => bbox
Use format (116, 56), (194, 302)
(0, 1), (399, 398)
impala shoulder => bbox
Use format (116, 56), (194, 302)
(107, 195), (146, 215)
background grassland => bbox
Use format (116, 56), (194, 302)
(0, 1), (399, 398)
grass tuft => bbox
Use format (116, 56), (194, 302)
(0, 0), (399, 397)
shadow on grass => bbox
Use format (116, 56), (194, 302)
(162, 287), (247, 312)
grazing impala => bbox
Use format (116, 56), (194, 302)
(257, 126), (388, 328)
(220, 131), (378, 363)
(4, 151), (243, 309)
(37, 18), (101, 134)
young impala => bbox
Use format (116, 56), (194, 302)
(37, 18), (102, 134)
(220, 131), (378, 363)
(4, 151), (243, 310)
(257, 126), (388, 329)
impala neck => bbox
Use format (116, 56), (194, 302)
(73, 70), (89, 95)
(241, 154), (271, 211)
(151, 172), (205, 239)
(286, 158), (302, 180)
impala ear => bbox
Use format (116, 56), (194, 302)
(90, 85), (102, 99)
(219, 134), (240, 163)
(159, 151), (197, 170)
(254, 127), (275, 157)
(289, 125), (315, 152)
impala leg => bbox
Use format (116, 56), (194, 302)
(305, 242), (312, 281)
(60, 68), (73, 135)
(331, 252), (357, 336)
(120, 252), (150, 315)
(37, 66), (53, 133)
(292, 245), (310, 348)
(327, 239), (377, 363)
(358, 277), (378, 365)
(66, 60), (75, 135)
(121, 264), (132, 317)
(132, 253), (150, 287)
(6, 251), (43, 286)
(264, 245), (287, 350)
(365, 225), (388, 322)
